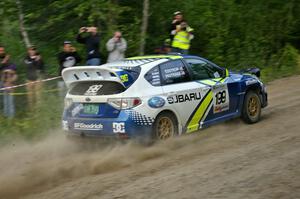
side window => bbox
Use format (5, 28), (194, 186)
(160, 60), (190, 85)
(185, 59), (223, 80)
(144, 66), (161, 86)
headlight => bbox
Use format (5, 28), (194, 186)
(263, 85), (267, 93)
(64, 98), (73, 109)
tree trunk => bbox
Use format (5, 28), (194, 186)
(139, 0), (149, 55)
(16, 0), (31, 48)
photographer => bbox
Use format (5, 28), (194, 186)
(24, 46), (44, 81)
(57, 41), (81, 96)
(24, 46), (45, 108)
(106, 31), (127, 63)
(76, 26), (101, 65)
(169, 11), (185, 42)
(58, 41), (81, 75)
(171, 21), (194, 54)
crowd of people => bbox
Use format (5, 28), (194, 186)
(0, 11), (193, 118)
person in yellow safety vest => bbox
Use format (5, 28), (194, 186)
(171, 21), (194, 54)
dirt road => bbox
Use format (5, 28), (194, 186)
(0, 75), (299, 199)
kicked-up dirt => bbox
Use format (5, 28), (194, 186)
(0, 75), (299, 199)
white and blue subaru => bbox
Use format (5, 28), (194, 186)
(62, 55), (268, 140)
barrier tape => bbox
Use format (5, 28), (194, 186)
(0, 76), (62, 91)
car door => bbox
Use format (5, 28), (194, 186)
(183, 58), (240, 126)
(159, 59), (212, 133)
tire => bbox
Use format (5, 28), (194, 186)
(241, 90), (262, 124)
(152, 112), (178, 140)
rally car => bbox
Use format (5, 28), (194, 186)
(62, 54), (268, 141)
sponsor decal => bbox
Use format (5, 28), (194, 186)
(120, 74), (129, 82)
(113, 122), (125, 133)
(148, 96), (165, 108)
(74, 123), (103, 130)
(167, 92), (201, 104)
(214, 104), (229, 113)
(149, 67), (161, 86)
(71, 104), (83, 117)
(163, 66), (186, 79)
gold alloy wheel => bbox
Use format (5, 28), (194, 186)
(156, 117), (174, 140)
(248, 96), (259, 117)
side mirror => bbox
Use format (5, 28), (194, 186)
(241, 67), (261, 78)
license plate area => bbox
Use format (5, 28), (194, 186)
(83, 104), (99, 115)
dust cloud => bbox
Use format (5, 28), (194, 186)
(0, 131), (192, 199)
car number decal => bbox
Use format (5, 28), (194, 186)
(212, 84), (229, 113)
(84, 84), (103, 96)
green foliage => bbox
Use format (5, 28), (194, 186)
(21, 0), (138, 74)
(0, 0), (300, 139)
(261, 44), (300, 81)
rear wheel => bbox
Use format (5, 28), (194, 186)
(153, 112), (178, 140)
(242, 91), (261, 124)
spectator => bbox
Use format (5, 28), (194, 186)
(169, 11), (185, 42)
(57, 41), (81, 96)
(58, 41), (81, 75)
(106, 31), (127, 63)
(0, 45), (17, 117)
(171, 21), (194, 54)
(24, 46), (44, 108)
(0, 45), (10, 67)
(76, 26), (101, 65)
(154, 39), (172, 54)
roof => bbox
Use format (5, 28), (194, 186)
(126, 55), (183, 60)
(101, 55), (184, 69)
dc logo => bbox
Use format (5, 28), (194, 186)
(84, 84), (103, 95)
(113, 122), (125, 133)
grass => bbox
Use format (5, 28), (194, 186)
(0, 82), (63, 141)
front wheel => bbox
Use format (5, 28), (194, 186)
(153, 112), (178, 140)
(241, 91), (262, 124)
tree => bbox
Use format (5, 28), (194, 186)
(139, 0), (149, 55)
(0, 0), (299, 75)
(16, 0), (31, 48)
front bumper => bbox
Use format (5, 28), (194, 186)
(261, 91), (268, 108)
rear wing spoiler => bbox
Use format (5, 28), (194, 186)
(62, 66), (124, 87)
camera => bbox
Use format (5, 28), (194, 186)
(80, 27), (89, 32)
